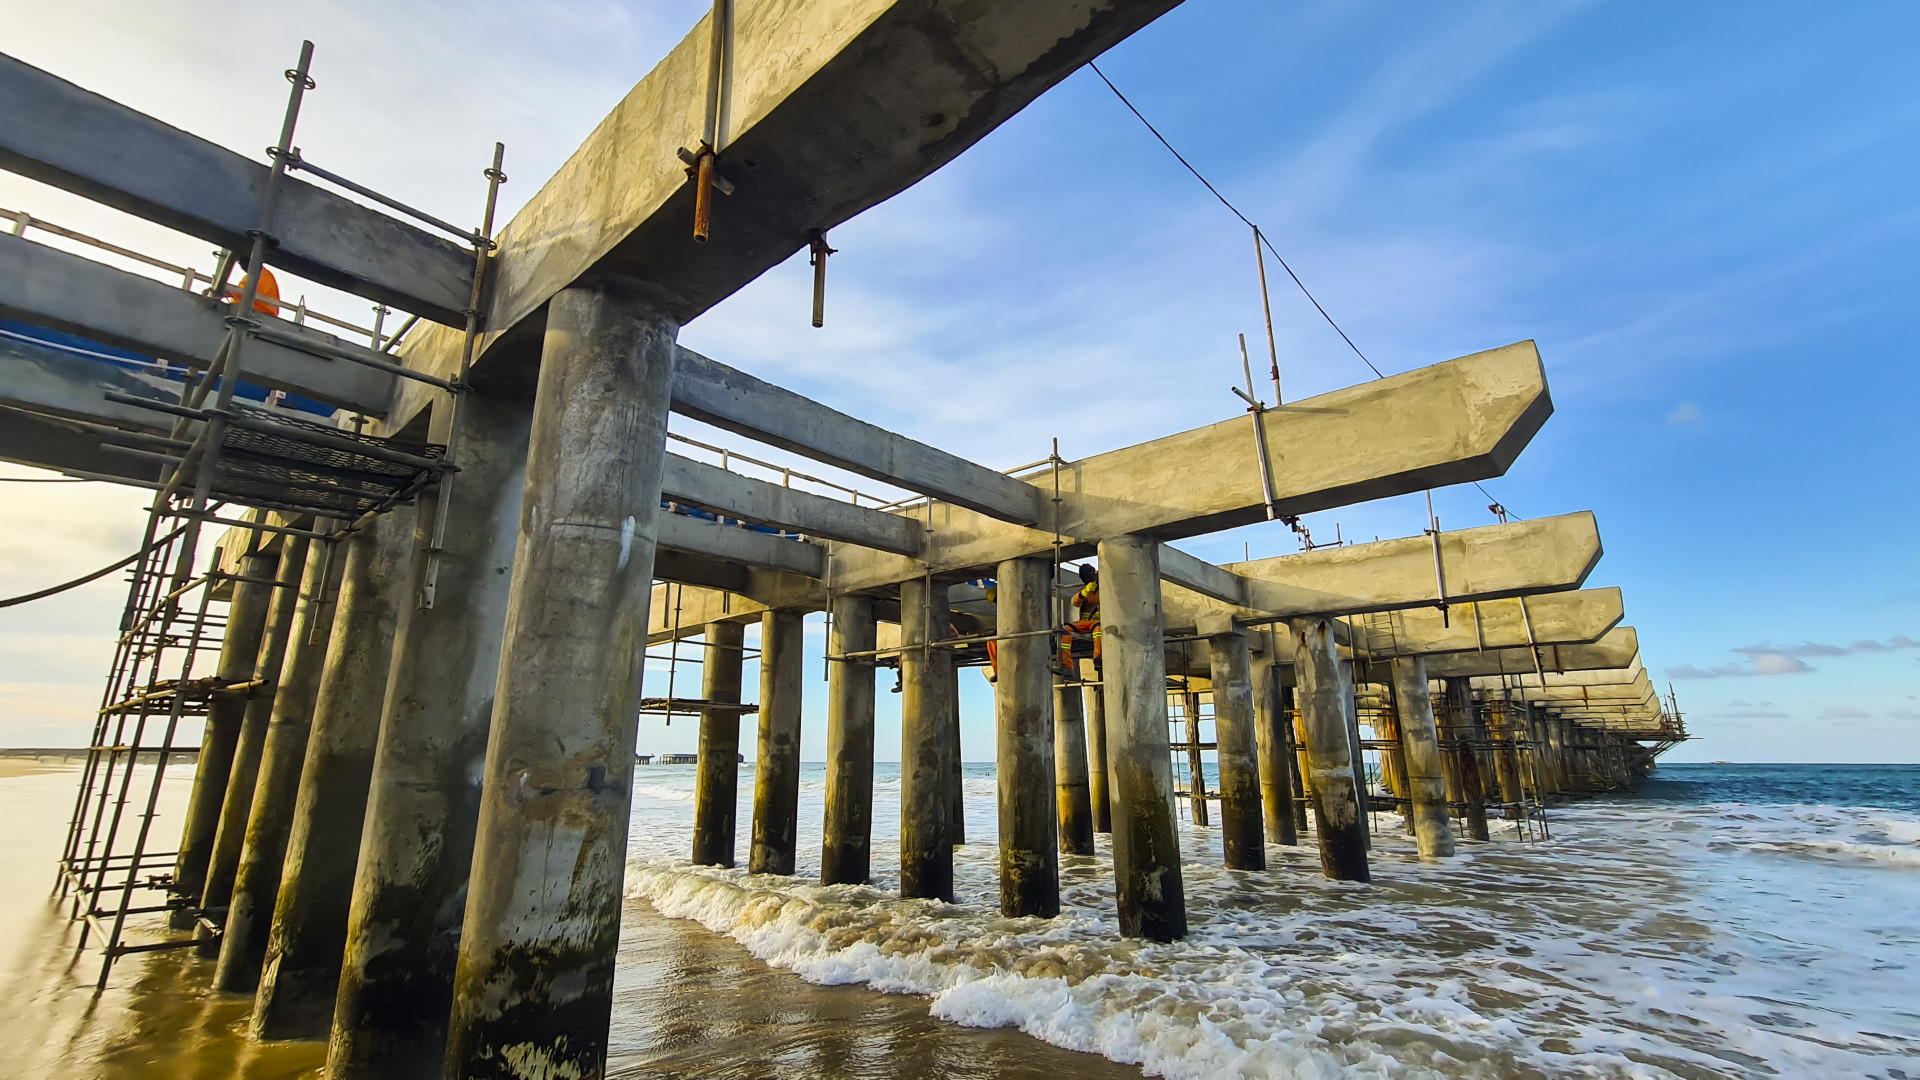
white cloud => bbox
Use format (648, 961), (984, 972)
(1666, 401), (1702, 425)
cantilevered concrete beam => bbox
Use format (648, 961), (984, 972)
(826, 342), (1552, 591)
(1499, 660), (1647, 688)
(662, 452), (920, 555)
(0, 330), (177, 431)
(0, 53), (474, 323)
(1342, 588), (1625, 657)
(1159, 512), (1599, 634)
(1424, 627), (1640, 679)
(0, 234), (395, 416)
(668, 350), (1042, 524)
(386, 0), (1185, 418)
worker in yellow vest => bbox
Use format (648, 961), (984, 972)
(1061, 563), (1100, 672)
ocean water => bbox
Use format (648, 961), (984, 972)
(620, 762), (1920, 1079)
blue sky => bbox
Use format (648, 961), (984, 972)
(1, 1), (1914, 761)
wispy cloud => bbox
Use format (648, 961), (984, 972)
(1670, 636), (1918, 678)
(1817, 706), (1870, 720)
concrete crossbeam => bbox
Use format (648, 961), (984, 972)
(1511, 660), (1647, 687)
(1226, 511), (1599, 620)
(1161, 516), (1602, 636)
(0, 233), (396, 415)
(1342, 588), (1625, 657)
(668, 349), (1043, 523)
(0, 331), (179, 432)
(0, 53), (474, 323)
(826, 342), (1552, 592)
(1424, 627), (1640, 679)
(662, 452), (920, 554)
(656, 512), (824, 578)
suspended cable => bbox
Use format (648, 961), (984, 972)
(0, 522), (191, 609)
(1086, 60), (1384, 379)
(1090, 61), (1527, 519)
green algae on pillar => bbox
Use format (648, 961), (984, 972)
(1290, 618), (1369, 882)
(1390, 656), (1456, 860)
(254, 506), (414, 1041)
(899, 577), (955, 901)
(442, 283), (677, 1079)
(749, 610), (804, 875)
(821, 595), (877, 885)
(691, 621), (745, 868)
(1207, 629), (1265, 871)
(172, 535), (275, 920)
(994, 557), (1058, 917)
(215, 524), (344, 992)
(199, 528), (312, 941)
(327, 389), (534, 1080)
(1053, 679), (1094, 856)
(1098, 535), (1186, 941)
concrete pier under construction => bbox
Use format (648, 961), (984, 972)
(2, 3), (1694, 1076)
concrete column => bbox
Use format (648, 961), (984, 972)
(749, 610), (804, 876)
(441, 284), (676, 1080)
(1098, 535), (1186, 941)
(994, 557), (1057, 917)
(948, 681), (966, 845)
(1054, 679), (1094, 856)
(1289, 618), (1369, 882)
(1372, 700), (1413, 832)
(1488, 701), (1526, 816)
(1252, 656), (1297, 846)
(327, 389), (533, 1080)
(1207, 630), (1264, 870)
(1284, 684), (1309, 834)
(1182, 690), (1210, 826)
(172, 540), (275, 921)
(899, 577), (955, 901)
(1084, 683), (1111, 834)
(691, 621), (745, 868)
(1389, 656), (1455, 860)
(253, 505), (414, 1041)
(199, 530), (311, 933)
(215, 527), (343, 991)
(1343, 677), (1370, 848)
(1439, 677), (1490, 840)
(821, 595), (877, 885)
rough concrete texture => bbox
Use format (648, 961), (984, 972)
(1250, 652), (1298, 846)
(215, 526), (344, 992)
(1099, 536), (1186, 941)
(821, 594), (877, 885)
(441, 284), (676, 1080)
(199, 530), (311, 935)
(1208, 630), (1265, 871)
(0, 54), (473, 322)
(171, 536), (274, 915)
(1054, 680), (1095, 856)
(1390, 657), (1455, 860)
(692, 622), (746, 868)
(824, 343), (1551, 594)
(898, 577), (955, 902)
(1424, 626), (1640, 680)
(749, 609), (804, 876)
(254, 505), (414, 1040)
(384, 0), (1186, 429)
(1290, 618), (1369, 882)
(327, 389), (533, 1080)
(994, 557), (1058, 918)
(1084, 684), (1112, 834)
(1342, 588), (1624, 658)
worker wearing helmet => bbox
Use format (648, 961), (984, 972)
(1061, 562), (1100, 672)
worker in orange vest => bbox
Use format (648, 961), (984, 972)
(222, 265), (281, 317)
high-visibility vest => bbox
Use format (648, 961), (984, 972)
(228, 268), (281, 316)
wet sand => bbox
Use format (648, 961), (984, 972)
(0, 763), (1135, 1080)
